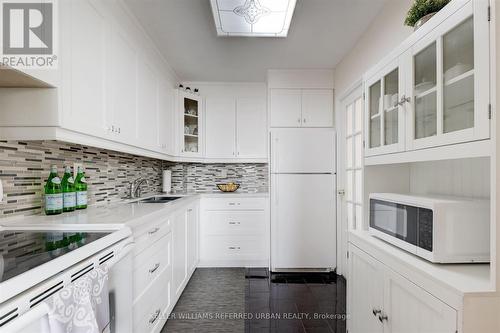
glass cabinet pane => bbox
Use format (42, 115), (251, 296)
(414, 42), (437, 139)
(383, 69), (399, 145)
(443, 17), (474, 133)
(184, 98), (199, 153)
(369, 81), (381, 148)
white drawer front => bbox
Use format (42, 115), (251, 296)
(133, 217), (171, 257)
(204, 211), (266, 236)
(201, 235), (267, 260)
(133, 232), (171, 301)
(203, 198), (267, 211)
(133, 266), (171, 333)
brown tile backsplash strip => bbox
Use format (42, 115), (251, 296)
(0, 140), (269, 218)
(0, 140), (163, 217)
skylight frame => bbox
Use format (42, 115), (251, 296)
(210, 0), (297, 37)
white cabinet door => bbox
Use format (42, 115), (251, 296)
(172, 211), (187, 298)
(383, 269), (457, 333)
(180, 93), (203, 156)
(62, 0), (108, 138)
(270, 89), (302, 127)
(301, 90), (333, 127)
(348, 245), (384, 333)
(137, 60), (158, 149)
(109, 29), (137, 144)
(271, 174), (336, 269)
(186, 204), (199, 273)
(205, 98), (236, 158)
(236, 98), (267, 158)
(158, 78), (175, 154)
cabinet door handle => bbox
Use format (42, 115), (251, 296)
(372, 309), (381, 316)
(149, 263), (160, 274)
(148, 227), (160, 235)
(378, 313), (388, 323)
(149, 309), (161, 324)
(303, 118), (306, 123)
(187, 208), (193, 212)
(297, 118), (301, 123)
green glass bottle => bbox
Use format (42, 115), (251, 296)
(44, 165), (63, 215)
(61, 165), (76, 212)
(75, 166), (88, 210)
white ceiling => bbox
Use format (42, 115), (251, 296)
(124, 0), (387, 82)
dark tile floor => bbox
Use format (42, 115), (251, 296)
(162, 268), (346, 333)
(245, 268), (346, 333)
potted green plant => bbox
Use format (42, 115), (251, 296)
(405, 0), (451, 30)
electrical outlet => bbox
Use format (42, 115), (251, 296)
(73, 162), (83, 178)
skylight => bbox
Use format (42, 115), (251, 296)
(210, 0), (297, 37)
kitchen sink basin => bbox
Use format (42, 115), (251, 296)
(137, 196), (182, 203)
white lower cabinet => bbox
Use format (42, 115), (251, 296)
(199, 197), (269, 267)
(348, 244), (457, 333)
(132, 201), (199, 333)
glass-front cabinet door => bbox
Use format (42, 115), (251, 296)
(407, 0), (490, 150)
(179, 91), (203, 156)
(365, 59), (406, 156)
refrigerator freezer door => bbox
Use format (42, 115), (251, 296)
(271, 128), (336, 174)
(271, 174), (336, 270)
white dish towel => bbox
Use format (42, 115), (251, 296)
(41, 265), (110, 333)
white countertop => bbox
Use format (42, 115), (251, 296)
(0, 192), (269, 229)
(349, 230), (492, 299)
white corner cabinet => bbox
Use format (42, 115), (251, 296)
(178, 91), (204, 157)
(205, 97), (267, 160)
(199, 197), (269, 267)
(364, 0), (491, 161)
(269, 89), (334, 128)
(131, 200), (199, 333)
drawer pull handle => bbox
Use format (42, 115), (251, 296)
(148, 227), (160, 235)
(149, 263), (160, 274)
(228, 222), (241, 225)
(228, 202), (236, 206)
(149, 309), (161, 324)
(228, 246), (241, 250)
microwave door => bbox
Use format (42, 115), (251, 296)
(369, 200), (418, 254)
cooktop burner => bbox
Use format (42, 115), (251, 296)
(0, 230), (111, 283)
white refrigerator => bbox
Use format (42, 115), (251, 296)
(270, 128), (336, 271)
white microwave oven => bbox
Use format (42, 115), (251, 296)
(369, 193), (490, 263)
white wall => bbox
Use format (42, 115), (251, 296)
(334, 0), (413, 98)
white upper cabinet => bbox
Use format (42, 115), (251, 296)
(109, 30), (138, 144)
(205, 98), (236, 158)
(365, 58), (406, 156)
(270, 89), (302, 127)
(137, 60), (159, 150)
(364, 0), (490, 159)
(236, 98), (267, 158)
(407, 1), (490, 151)
(270, 89), (333, 128)
(61, 0), (109, 138)
(179, 92), (203, 157)
(301, 90), (334, 127)
(158, 79), (175, 155)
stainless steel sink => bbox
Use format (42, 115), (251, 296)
(136, 196), (182, 203)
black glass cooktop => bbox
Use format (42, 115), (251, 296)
(0, 231), (111, 283)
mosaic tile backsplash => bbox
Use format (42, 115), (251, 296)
(0, 141), (268, 217)
(168, 162), (268, 194)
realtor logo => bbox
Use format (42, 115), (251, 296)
(1, 0), (57, 69)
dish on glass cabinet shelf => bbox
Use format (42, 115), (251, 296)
(444, 63), (473, 82)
